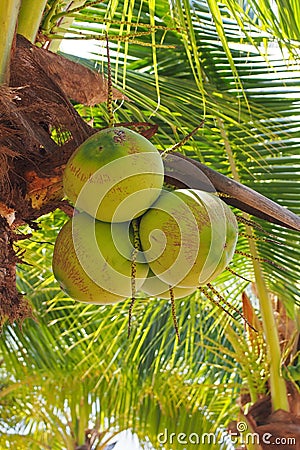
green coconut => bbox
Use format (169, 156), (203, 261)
(52, 212), (149, 304)
(63, 127), (164, 222)
(140, 269), (196, 299)
(139, 189), (238, 288)
(207, 199), (239, 281)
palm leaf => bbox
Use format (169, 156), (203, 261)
(1, 0), (300, 447)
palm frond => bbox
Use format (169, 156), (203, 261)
(1, 0), (300, 447)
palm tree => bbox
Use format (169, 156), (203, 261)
(0, 1), (300, 449)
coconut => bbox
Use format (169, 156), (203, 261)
(207, 199), (239, 281)
(52, 212), (149, 304)
(140, 269), (196, 299)
(63, 127), (164, 222)
(139, 189), (238, 288)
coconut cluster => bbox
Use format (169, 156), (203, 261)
(52, 126), (238, 304)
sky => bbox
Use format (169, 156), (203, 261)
(60, 37), (101, 60)
(112, 430), (143, 449)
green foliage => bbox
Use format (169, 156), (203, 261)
(1, 0), (300, 448)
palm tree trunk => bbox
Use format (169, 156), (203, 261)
(0, 0), (21, 84)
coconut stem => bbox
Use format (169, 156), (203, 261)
(106, 33), (114, 128)
(161, 120), (205, 157)
(17, 0), (48, 42)
(45, 0), (87, 52)
(226, 266), (252, 283)
(236, 215), (266, 233)
(0, 0), (21, 85)
(128, 255), (137, 339)
(205, 284), (257, 332)
(127, 297), (135, 339)
(128, 219), (140, 338)
(235, 250), (286, 272)
(169, 287), (180, 342)
(239, 232), (280, 245)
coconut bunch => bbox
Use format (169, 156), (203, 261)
(52, 126), (239, 305)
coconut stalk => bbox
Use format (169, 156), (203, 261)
(45, 0), (87, 53)
(17, 0), (48, 43)
(218, 118), (289, 412)
(0, 0), (21, 84)
(247, 230), (289, 411)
